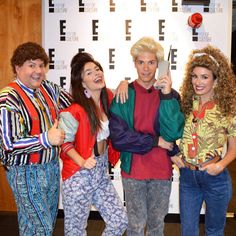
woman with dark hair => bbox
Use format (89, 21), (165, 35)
(59, 52), (128, 236)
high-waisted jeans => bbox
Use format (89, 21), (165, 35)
(180, 168), (232, 236)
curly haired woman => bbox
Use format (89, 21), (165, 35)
(171, 45), (236, 236)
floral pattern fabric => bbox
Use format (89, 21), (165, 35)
(180, 96), (236, 165)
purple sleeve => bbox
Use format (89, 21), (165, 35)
(109, 112), (155, 154)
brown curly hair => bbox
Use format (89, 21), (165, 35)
(180, 45), (236, 118)
(11, 42), (49, 74)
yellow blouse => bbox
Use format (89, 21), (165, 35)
(180, 96), (236, 165)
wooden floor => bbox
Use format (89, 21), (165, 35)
(0, 211), (236, 236)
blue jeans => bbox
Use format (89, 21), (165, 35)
(122, 178), (171, 236)
(179, 168), (232, 236)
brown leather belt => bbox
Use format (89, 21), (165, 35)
(183, 154), (221, 171)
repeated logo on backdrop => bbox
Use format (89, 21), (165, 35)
(48, 0), (67, 13)
(59, 20), (79, 41)
(43, 0), (231, 212)
(48, 48), (67, 70)
(78, 0), (98, 12)
(44, 0), (228, 92)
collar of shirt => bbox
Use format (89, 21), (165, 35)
(16, 78), (35, 97)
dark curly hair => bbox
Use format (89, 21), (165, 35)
(11, 42), (49, 74)
(180, 45), (236, 118)
(70, 52), (109, 134)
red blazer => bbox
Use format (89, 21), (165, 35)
(60, 88), (120, 181)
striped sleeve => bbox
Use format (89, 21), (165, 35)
(0, 88), (43, 156)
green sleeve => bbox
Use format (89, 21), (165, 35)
(159, 98), (184, 142)
(109, 87), (135, 174)
(110, 87), (135, 128)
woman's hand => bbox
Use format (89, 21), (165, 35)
(114, 80), (129, 104)
(82, 154), (96, 169)
(200, 162), (224, 175)
(170, 155), (185, 169)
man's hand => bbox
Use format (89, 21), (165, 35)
(158, 136), (173, 151)
(154, 71), (172, 94)
(48, 119), (65, 146)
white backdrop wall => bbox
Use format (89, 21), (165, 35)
(42, 0), (232, 213)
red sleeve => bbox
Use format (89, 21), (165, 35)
(106, 88), (114, 106)
(106, 88), (120, 165)
(108, 139), (120, 166)
(61, 142), (74, 154)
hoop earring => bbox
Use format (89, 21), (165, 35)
(84, 88), (91, 98)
